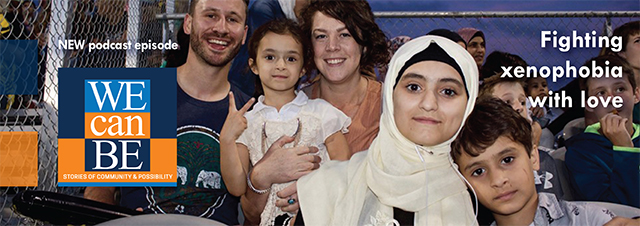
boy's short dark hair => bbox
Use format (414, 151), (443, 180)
(427, 29), (466, 47)
(578, 54), (636, 92)
(478, 76), (525, 98)
(605, 21), (640, 55)
(452, 97), (533, 161)
(615, 21), (640, 52)
(481, 51), (528, 80)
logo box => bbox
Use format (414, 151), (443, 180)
(58, 68), (177, 187)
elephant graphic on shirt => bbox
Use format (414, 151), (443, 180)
(177, 165), (188, 185)
(195, 170), (221, 189)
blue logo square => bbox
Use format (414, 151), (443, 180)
(84, 80), (150, 113)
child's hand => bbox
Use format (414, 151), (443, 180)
(530, 106), (545, 119)
(600, 113), (633, 147)
(220, 91), (255, 143)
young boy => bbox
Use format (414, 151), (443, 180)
(480, 77), (542, 147)
(451, 98), (622, 225)
(565, 55), (640, 208)
(606, 21), (640, 123)
(525, 77), (563, 127)
(480, 76), (530, 120)
(524, 76), (562, 149)
(479, 76), (563, 197)
(605, 21), (639, 79)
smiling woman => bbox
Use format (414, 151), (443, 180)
(300, 0), (389, 154)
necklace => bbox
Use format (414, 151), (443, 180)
(262, 118), (302, 154)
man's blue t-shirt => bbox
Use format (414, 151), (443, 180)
(120, 84), (250, 225)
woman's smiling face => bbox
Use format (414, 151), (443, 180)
(310, 12), (363, 84)
(393, 61), (468, 146)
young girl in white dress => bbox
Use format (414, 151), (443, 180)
(219, 19), (351, 226)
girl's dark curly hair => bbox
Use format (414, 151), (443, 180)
(300, 0), (389, 77)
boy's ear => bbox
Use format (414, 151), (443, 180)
(530, 145), (540, 171)
(634, 87), (640, 105)
(249, 58), (259, 75)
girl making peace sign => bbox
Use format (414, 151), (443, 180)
(219, 19), (351, 226)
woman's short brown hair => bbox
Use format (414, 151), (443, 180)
(300, 0), (389, 77)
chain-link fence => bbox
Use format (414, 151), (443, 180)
(374, 11), (639, 90)
(0, 0), (638, 224)
(1, 0), (168, 224)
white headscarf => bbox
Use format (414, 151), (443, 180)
(298, 35), (479, 225)
(364, 34), (478, 217)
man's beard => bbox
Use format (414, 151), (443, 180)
(190, 33), (242, 67)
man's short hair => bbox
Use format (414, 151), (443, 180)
(188, 0), (250, 19)
(578, 54), (636, 92)
(452, 97), (533, 161)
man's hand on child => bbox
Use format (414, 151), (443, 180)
(600, 113), (633, 147)
(220, 91), (255, 143)
(253, 136), (321, 187)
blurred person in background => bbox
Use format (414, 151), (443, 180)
(428, 28), (466, 48)
(603, 21), (640, 124)
(458, 27), (486, 80)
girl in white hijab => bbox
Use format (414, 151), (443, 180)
(296, 35), (479, 225)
